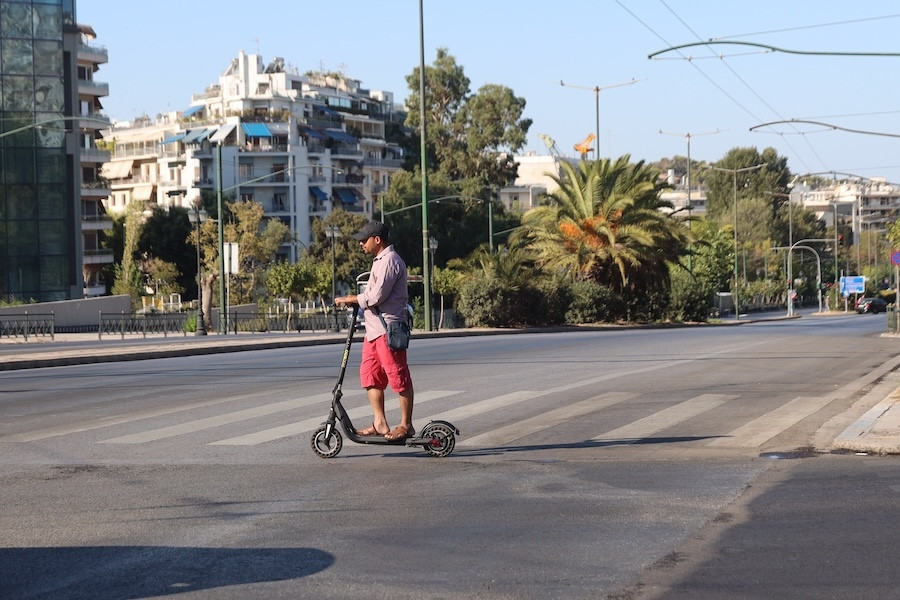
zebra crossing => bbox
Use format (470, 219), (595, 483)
(0, 383), (838, 453)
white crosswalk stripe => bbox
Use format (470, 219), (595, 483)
(593, 394), (737, 443)
(4, 380), (830, 453)
(209, 390), (461, 446)
(707, 395), (837, 448)
(0, 393), (261, 442)
(459, 392), (634, 447)
(99, 393), (336, 444)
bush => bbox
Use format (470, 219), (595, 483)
(565, 281), (623, 324)
(455, 277), (515, 327)
(667, 269), (714, 322)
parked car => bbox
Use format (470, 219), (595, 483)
(855, 297), (888, 314)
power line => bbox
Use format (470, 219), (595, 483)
(718, 13), (900, 40)
(658, 0), (822, 173)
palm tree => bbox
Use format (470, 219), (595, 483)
(522, 156), (693, 293)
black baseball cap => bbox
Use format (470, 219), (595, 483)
(352, 220), (389, 241)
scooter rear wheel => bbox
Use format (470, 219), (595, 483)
(421, 422), (456, 457)
(311, 424), (342, 458)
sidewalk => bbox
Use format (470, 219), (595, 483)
(2, 317), (899, 455)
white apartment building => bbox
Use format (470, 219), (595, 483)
(102, 51), (403, 261)
(791, 177), (900, 236)
(77, 24), (113, 297)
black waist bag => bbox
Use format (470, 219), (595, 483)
(374, 308), (410, 351)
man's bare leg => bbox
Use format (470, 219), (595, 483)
(359, 387), (390, 435)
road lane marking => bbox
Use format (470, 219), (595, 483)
(98, 393), (337, 444)
(208, 390), (461, 445)
(592, 394), (737, 443)
(458, 392), (633, 447)
(706, 395), (834, 448)
(0, 394), (260, 442)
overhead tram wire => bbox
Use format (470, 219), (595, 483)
(660, 0), (827, 171)
(615, 0), (764, 125)
(656, 0), (822, 174)
(716, 13), (900, 41)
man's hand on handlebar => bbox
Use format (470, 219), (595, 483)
(334, 295), (358, 308)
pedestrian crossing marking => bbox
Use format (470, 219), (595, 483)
(0, 393), (259, 442)
(458, 392), (633, 447)
(209, 390), (461, 446)
(592, 394), (737, 443)
(99, 393), (336, 444)
(707, 395), (835, 448)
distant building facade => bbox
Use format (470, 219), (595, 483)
(0, 0), (104, 301)
(101, 51), (404, 262)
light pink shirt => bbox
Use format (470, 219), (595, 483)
(356, 244), (408, 341)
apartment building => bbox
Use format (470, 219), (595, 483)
(791, 177), (900, 236)
(0, 0), (98, 301)
(102, 50), (404, 261)
(76, 23), (112, 296)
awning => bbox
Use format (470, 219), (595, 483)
(160, 132), (187, 145)
(209, 123), (236, 143)
(241, 122), (272, 137)
(299, 125), (326, 140)
(324, 128), (357, 144)
(132, 185), (154, 201)
(336, 187), (357, 204)
(100, 159), (133, 180)
(183, 128), (213, 143)
(313, 104), (340, 118)
(309, 186), (329, 202)
(182, 105), (203, 117)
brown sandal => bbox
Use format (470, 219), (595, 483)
(356, 423), (388, 436)
(384, 424), (414, 441)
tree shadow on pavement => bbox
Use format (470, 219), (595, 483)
(3, 546), (334, 600)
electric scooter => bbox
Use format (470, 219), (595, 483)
(310, 303), (459, 458)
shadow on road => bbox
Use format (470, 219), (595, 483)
(3, 546), (334, 599)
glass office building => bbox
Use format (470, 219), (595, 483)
(0, 0), (82, 301)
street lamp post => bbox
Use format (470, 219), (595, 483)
(711, 163), (766, 319)
(428, 236), (438, 327)
(560, 78), (643, 160)
(418, 0), (432, 332)
(325, 225), (340, 332)
(660, 129), (723, 271)
(188, 202), (208, 335)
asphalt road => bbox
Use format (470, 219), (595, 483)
(2, 312), (899, 599)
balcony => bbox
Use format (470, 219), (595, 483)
(78, 42), (108, 64)
(82, 248), (115, 265)
(80, 147), (110, 164)
(78, 80), (109, 97)
(81, 214), (113, 231)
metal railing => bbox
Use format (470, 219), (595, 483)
(227, 311), (341, 334)
(0, 312), (55, 340)
(98, 312), (189, 339)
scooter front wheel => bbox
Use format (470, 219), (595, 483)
(311, 424), (342, 458)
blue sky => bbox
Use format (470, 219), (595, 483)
(79, 1), (900, 183)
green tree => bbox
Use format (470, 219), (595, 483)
(404, 48), (532, 190)
(266, 261), (317, 302)
(521, 156), (692, 294)
(143, 257), (183, 297)
(111, 200), (145, 307)
(379, 170), (519, 274)
(705, 147), (790, 230)
(224, 200), (290, 304)
(302, 210), (371, 295)
(138, 205), (194, 297)
(691, 219), (735, 293)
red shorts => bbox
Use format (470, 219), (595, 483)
(360, 335), (413, 394)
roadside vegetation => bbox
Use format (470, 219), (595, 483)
(100, 50), (889, 328)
